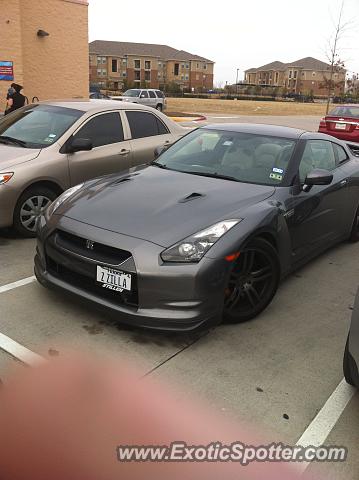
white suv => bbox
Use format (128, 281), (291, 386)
(112, 89), (166, 111)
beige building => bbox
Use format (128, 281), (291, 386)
(245, 57), (346, 96)
(0, 0), (89, 112)
(89, 40), (214, 92)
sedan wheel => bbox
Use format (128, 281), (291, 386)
(224, 238), (280, 323)
(13, 186), (57, 237)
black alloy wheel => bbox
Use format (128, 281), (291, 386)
(224, 238), (280, 323)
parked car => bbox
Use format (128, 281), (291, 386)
(112, 89), (166, 111)
(344, 288), (359, 388)
(35, 124), (359, 331)
(89, 92), (111, 100)
(0, 100), (185, 236)
(318, 105), (359, 142)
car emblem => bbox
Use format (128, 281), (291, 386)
(86, 240), (95, 250)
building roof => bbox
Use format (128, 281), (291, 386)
(245, 56), (337, 73)
(89, 40), (214, 63)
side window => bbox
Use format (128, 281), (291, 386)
(332, 143), (348, 164)
(149, 91), (156, 98)
(155, 90), (164, 98)
(74, 112), (124, 148)
(126, 111), (169, 139)
(140, 91), (149, 98)
(299, 140), (336, 182)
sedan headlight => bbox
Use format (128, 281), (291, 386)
(46, 183), (84, 218)
(161, 219), (241, 263)
(0, 172), (14, 185)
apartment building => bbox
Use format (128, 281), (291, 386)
(89, 40), (214, 92)
(0, 0), (89, 109)
(245, 57), (346, 96)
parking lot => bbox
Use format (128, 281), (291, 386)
(0, 115), (358, 479)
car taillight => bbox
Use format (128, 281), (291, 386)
(319, 117), (326, 127)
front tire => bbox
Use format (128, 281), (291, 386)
(223, 238), (280, 323)
(156, 104), (163, 111)
(13, 186), (57, 237)
(349, 206), (359, 242)
(343, 336), (358, 386)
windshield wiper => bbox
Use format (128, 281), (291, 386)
(188, 171), (240, 182)
(0, 136), (28, 147)
(150, 161), (169, 169)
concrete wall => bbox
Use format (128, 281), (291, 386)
(0, 0), (89, 112)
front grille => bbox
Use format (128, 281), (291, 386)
(54, 229), (132, 266)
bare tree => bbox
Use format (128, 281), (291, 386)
(325, 0), (350, 113)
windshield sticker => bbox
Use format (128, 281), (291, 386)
(48, 134), (57, 138)
(270, 173), (283, 181)
(272, 167), (284, 174)
(43, 137), (55, 143)
(222, 141), (233, 146)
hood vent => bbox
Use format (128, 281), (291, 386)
(178, 192), (205, 203)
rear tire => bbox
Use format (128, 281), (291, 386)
(349, 206), (359, 242)
(223, 238), (280, 323)
(156, 104), (163, 111)
(343, 336), (357, 386)
(13, 186), (57, 238)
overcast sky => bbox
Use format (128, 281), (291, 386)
(89, 0), (359, 85)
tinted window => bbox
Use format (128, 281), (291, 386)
(140, 91), (149, 98)
(123, 89), (141, 97)
(329, 106), (359, 118)
(74, 112), (124, 148)
(299, 140), (335, 182)
(155, 90), (164, 98)
(126, 111), (169, 139)
(155, 128), (296, 186)
(333, 143), (348, 164)
(149, 91), (156, 98)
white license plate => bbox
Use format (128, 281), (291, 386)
(96, 266), (132, 292)
(335, 123), (346, 130)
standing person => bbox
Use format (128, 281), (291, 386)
(5, 83), (25, 115)
(4, 85), (15, 115)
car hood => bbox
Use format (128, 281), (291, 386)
(0, 144), (41, 169)
(60, 167), (275, 247)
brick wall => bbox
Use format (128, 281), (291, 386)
(0, 0), (89, 112)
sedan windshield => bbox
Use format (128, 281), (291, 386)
(123, 89), (141, 97)
(0, 104), (83, 148)
(329, 106), (359, 118)
(154, 128), (296, 186)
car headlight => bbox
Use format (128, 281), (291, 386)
(0, 172), (14, 185)
(46, 183), (84, 218)
(161, 219), (241, 263)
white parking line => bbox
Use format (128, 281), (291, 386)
(0, 276), (36, 294)
(0, 333), (45, 366)
(295, 378), (356, 475)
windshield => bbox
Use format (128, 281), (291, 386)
(0, 104), (83, 148)
(155, 129), (296, 186)
(123, 89), (141, 97)
(329, 106), (359, 118)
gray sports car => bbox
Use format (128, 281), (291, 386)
(34, 124), (359, 331)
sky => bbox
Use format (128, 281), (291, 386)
(89, 0), (359, 85)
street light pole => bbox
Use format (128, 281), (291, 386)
(236, 68), (239, 95)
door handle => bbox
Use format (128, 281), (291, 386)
(340, 179), (348, 187)
(119, 149), (130, 156)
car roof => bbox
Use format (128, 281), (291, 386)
(203, 123), (306, 139)
(36, 99), (159, 113)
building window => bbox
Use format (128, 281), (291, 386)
(196, 63), (199, 69)
(145, 71), (151, 81)
(185, 63), (189, 69)
(203, 64), (207, 70)
(302, 72), (305, 76)
(181, 74), (184, 80)
(122, 58), (127, 64)
(289, 71), (292, 79)
(294, 71), (297, 78)
(312, 72), (316, 77)
(112, 59), (118, 73)
(182, 63), (185, 69)
(122, 72), (127, 77)
(174, 63), (179, 76)
(134, 59), (141, 69)
(97, 69), (102, 76)
(158, 72), (161, 78)
(134, 70), (141, 80)
(102, 69), (107, 76)
(145, 60), (151, 70)
(158, 61), (162, 67)
(102, 57), (106, 64)
(185, 74), (189, 80)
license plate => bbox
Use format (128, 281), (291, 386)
(335, 123), (346, 130)
(96, 266), (132, 292)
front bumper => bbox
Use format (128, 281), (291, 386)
(35, 215), (228, 331)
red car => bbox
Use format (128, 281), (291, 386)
(319, 104), (359, 142)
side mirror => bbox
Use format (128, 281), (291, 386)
(154, 143), (172, 158)
(303, 169), (333, 192)
(68, 137), (93, 153)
